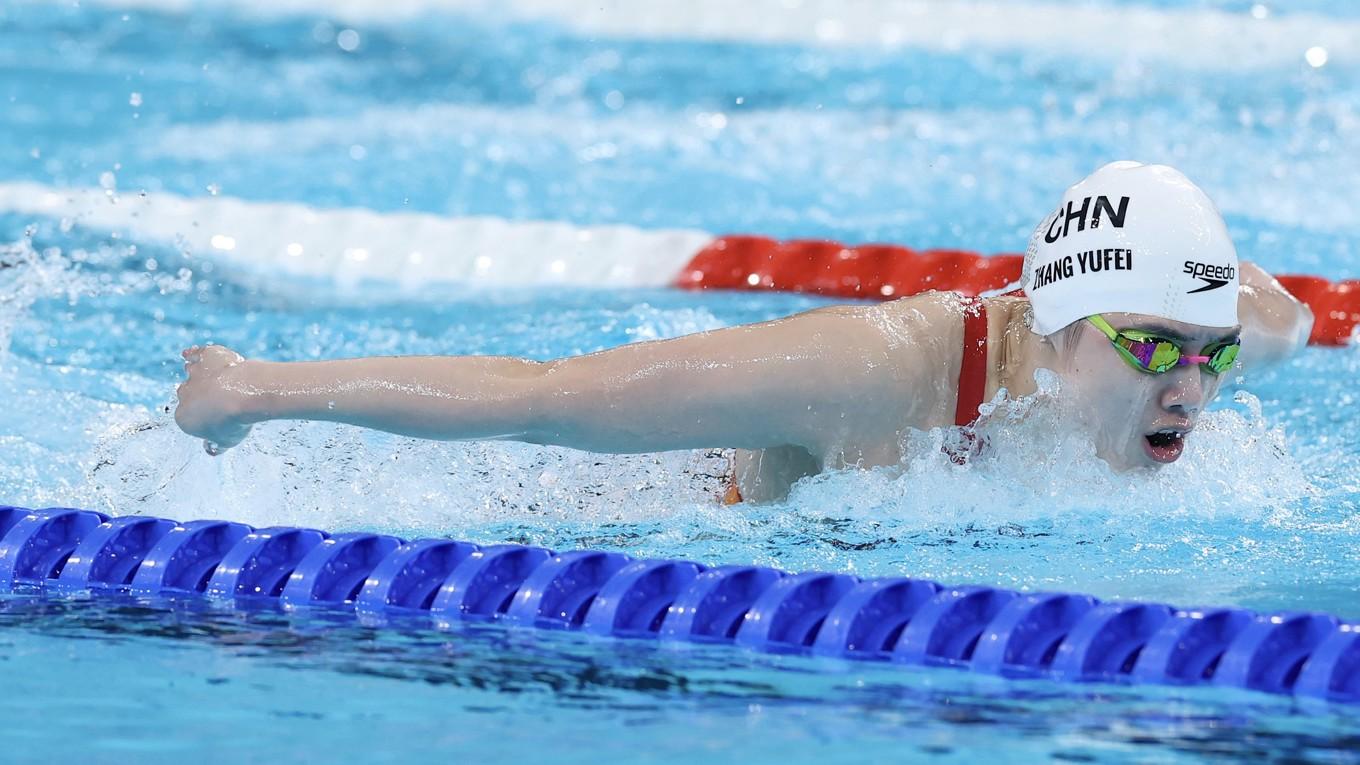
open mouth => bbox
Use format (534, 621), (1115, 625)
(1142, 429), (1186, 464)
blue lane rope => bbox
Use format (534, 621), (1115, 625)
(2, 505), (1357, 703)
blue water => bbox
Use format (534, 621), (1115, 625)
(2, 0), (1359, 762)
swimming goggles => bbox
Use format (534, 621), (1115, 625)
(1087, 315), (1240, 375)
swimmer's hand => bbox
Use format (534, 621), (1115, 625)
(175, 344), (256, 455)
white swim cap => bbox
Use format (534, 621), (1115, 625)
(1022, 161), (1240, 336)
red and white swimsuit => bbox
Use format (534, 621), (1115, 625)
(955, 296), (991, 428)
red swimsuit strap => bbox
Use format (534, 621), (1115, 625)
(955, 297), (989, 427)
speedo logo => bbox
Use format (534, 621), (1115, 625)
(1183, 261), (1236, 294)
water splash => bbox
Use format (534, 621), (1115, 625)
(78, 366), (1315, 562)
(787, 371), (1314, 530)
(82, 408), (733, 535)
(0, 238), (63, 359)
(0, 234), (194, 363)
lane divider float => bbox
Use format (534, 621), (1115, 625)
(5, 185), (1356, 343)
(675, 235), (1360, 346)
(2, 506), (1356, 704)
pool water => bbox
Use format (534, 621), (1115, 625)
(2, 0), (1359, 761)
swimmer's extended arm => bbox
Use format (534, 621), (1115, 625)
(175, 301), (937, 455)
(1236, 261), (1314, 371)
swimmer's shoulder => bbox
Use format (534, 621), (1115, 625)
(788, 291), (958, 347)
(874, 291), (1033, 365)
(876, 289), (1026, 332)
(790, 289), (1030, 351)
(793, 290), (980, 348)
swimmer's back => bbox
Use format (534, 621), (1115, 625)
(727, 290), (994, 502)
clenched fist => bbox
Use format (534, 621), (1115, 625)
(175, 344), (256, 455)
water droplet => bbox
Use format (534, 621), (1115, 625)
(129, 92), (142, 107)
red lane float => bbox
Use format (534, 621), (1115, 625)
(675, 236), (1024, 299)
(1274, 276), (1360, 347)
(675, 235), (1359, 347)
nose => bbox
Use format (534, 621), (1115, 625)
(1159, 367), (1206, 414)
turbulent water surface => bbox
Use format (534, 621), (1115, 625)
(1, 0), (1359, 761)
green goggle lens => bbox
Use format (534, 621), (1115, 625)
(1089, 317), (1241, 376)
(1203, 341), (1240, 374)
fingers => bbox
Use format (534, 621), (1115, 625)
(182, 345), (203, 373)
(204, 432), (247, 455)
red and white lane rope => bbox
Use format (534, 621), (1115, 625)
(3, 184), (1356, 345)
(675, 235), (1360, 347)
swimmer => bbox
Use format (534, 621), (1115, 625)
(174, 162), (1313, 502)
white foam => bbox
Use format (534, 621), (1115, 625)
(55, 0), (1357, 70)
(0, 183), (709, 290)
(68, 365), (1319, 591)
(786, 377), (1314, 528)
(80, 411), (736, 536)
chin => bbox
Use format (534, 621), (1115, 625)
(1096, 444), (1171, 473)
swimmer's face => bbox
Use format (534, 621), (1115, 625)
(1056, 313), (1241, 470)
